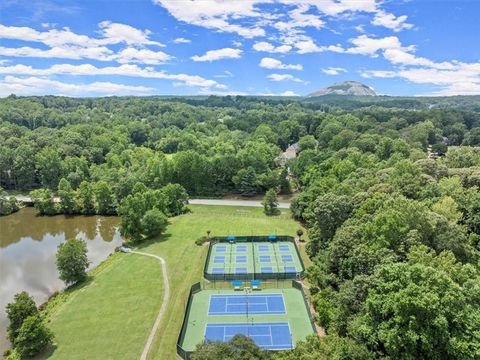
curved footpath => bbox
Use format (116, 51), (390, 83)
(131, 251), (170, 360)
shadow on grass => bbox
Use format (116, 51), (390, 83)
(34, 343), (57, 360)
(134, 232), (172, 250)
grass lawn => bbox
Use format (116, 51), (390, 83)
(43, 205), (308, 360)
(138, 205), (307, 359)
(44, 253), (164, 360)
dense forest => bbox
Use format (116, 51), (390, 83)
(1, 94), (480, 359)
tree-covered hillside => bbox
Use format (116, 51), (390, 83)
(1, 94), (480, 358)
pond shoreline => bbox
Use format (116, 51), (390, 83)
(0, 208), (122, 353)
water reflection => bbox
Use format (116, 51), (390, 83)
(0, 208), (122, 353)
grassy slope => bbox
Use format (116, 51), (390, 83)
(45, 253), (164, 360)
(43, 205), (307, 360)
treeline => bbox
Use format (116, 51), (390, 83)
(285, 137), (480, 357)
(1, 96), (480, 197)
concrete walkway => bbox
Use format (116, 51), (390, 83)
(131, 251), (170, 360)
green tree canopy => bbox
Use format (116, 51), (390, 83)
(56, 238), (89, 285)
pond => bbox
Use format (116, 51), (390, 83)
(0, 208), (122, 353)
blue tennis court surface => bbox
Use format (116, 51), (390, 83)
(214, 256), (225, 263)
(284, 266), (296, 272)
(236, 245), (247, 252)
(208, 294), (286, 315)
(261, 267), (273, 273)
(279, 245), (290, 251)
(205, 322), (292, 350)
(281, 255), (293, 262)
(258, 245), (269, 251)
(236, 255), (247, 263)
(259, 255), (271, 262)
(216, 246), (227, 252)
(235, 267), (247, 274)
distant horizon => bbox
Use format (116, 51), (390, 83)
(1, 1), (479, 97)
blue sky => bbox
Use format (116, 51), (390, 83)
(0, 0), (479, 97)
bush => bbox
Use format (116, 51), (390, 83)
(195, 236), (209, 246)
(141, 208), (169, 239)
(6, 292), (38, 346)
(14, 315), (53, 359)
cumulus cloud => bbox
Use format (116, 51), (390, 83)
(0, 45), (115, 61)
(371, 10), (413, 32)
(153, 0), (265, 38)
(98, 21), (165, 46)
(173, 37), (191, 43)
(267, 73), (304, 82)
(0, 23), (164, 48)
(259, 57), (302, 70)
(191, 48), (242, 62)
(346, 35), (406, 56)
(252, 42), (291, 54)
(0, 76), (154, 97)
(0, 63), (226, 89)
(116, 47), (172, 64)
(322, 67), (347, 75)
(360, 61), (480, 96)
(0, 23), (171, 65)
(281, 90), (299, 96)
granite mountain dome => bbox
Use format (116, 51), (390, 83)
(308, 81), (376, 97)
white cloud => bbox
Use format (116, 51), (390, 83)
(281, 90), (299, 96)
(191, 48), (242, 62)
(259, 57), (302, 70)
(0, 63), (226, 89)
(173, 37), (191, 43)
(252, 42), (291, 53)
(383, 48), (454, 70)
(0, 45), (115, 61)
(274, 4), (324, 31)
(116, 47), (172, 64)
(346, 35), (406, 56)
(215, 70), (234, 78)
(360, 62), (480, 96)
(0, 45), (172, 65)
(154, 0), (265, 38)
(0, 76), (154, 97)
(0, 23), (164, 48)
(322, 67), (347, 75)
(371, 10), (413, 32)
(360, 70), (397, 78)
(98, 21), (165, 46)
(294, 39), (344, 54)
(0, 23), (171, 64)
(306, 0), (378, 16)
(267, 73), (303, 82)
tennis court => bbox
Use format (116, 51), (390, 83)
(208, 294), (286, 315)
(205, 322), (292, 350)
(178, 287), (315, 353)
(205, 240), (304, 279)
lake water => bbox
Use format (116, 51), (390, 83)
(0, 208), (122, 353)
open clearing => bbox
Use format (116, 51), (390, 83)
(43, 205), (307, 360)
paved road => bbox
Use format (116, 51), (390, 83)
(189, 199), (291, 208)
(131, 251), (170, 360)
(15, 196), (291, 209)
(14, 195), (60, 203)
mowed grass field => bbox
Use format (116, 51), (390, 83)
(45, 253), (164, 359)
(43, 205), (308, 360)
